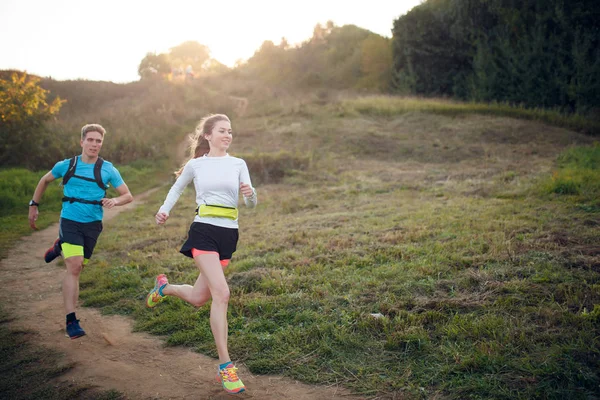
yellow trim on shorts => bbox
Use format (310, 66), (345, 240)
(61, 243), (83, 259)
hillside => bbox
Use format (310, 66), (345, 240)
(1, 74), (599, 398)
(83, 93), (598, 398)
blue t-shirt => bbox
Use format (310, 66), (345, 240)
(51, 156), (125, 223)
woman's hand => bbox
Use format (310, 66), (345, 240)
(155, 212), (169, 225)
(240, 183), (254, 197)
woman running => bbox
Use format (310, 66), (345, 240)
(145, 114), (257, 394)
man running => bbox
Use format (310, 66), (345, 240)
(28, 123), (133, 339)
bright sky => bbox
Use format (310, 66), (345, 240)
(0, 0), (423, 83)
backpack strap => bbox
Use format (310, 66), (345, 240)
(62, 196), (104, 205)
(62, 156), (107, 190)
(60, 156), (107, 206)
(93, 157), (106, 190)
(62, 156), (78, 186)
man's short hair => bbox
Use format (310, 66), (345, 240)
(81, 124), (106, 139)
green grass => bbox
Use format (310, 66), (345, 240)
(557, 143), (600, 170)
(241, 151), (311, 185)
(3, 92), (598, 399)
(539, 143), (600, 211)
(84, 186), (599, 399)
(75, 106), (600, 399)
(0, 168), (65, 215)
(0, 307), (123, 400)
(337, 95), (600, 136)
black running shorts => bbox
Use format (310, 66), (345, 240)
(58, 218), (103, 260)
(180, 222), (238, 260)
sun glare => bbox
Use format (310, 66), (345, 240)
(0, 0), (423, 82)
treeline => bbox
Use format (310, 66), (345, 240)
(235, 22), (392, 92)
(0, 70), (246, 170)
(3, 2), (598, 171)
(138, 2), (599, 115)
(138, 41), (229, 80)
(392, 0), (600, 114)
(140, 22), (393, 93)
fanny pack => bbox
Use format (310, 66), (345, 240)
(196, 204), (238, 220)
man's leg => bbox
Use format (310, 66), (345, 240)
(63, 255), (83, 314)
(61, 242), (86, 339)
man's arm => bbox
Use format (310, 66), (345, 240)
(101, 183), (133, 209)
(29, 171), (57, 230)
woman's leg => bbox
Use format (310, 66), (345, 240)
(162, 273), (211, 307)
(192, 252), (231, 364)
(161, 256), (228, 307)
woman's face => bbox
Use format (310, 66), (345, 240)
(206, 120), (232, 151)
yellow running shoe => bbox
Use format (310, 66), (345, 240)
(216, 362), (246, 394)
(145, 274), (168, 308)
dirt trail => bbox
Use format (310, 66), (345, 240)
(0, 188), (362, 399)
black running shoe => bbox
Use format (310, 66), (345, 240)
(44, 238), (61, 263)
(66, 320), (86, 339)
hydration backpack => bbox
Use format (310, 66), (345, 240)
(61, 156), (107, 205)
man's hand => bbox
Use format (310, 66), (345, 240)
(28, 171), (56, 230)
(102, 198), (119, 209)
(240, 183), (254, 197)
(28, 206), (39, 230)
(155, 212), (169, 225)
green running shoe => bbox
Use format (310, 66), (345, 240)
(146, 274), (168, 308)
(216, 362), (246, 394)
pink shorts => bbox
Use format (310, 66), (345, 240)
(191, 248), (230, 267)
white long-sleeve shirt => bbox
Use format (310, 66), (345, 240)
(158, 154), (257, 229)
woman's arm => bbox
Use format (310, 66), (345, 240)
(239, 160), (257, 208)
(157, 161), (195, 220)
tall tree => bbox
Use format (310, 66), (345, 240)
(169, 41), (211, 75)
(392, 0), (476, 96)
(138, 53), (171, 80)
(391, 0), (600, 113)
(358, 35), (393, 91)
(243, 40), (290, 85)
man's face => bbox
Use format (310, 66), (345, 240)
(81, 131), (103, 157)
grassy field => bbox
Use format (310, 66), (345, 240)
(65, 96), (600, 399)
